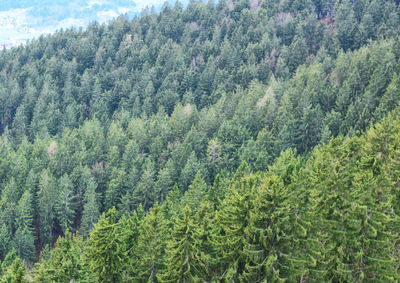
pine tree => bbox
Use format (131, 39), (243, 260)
(0, 178), (18, 240)
(117, 211), (142, 277)
(15, 191), (34, 231)
(13, 228), (35, 265)
(162, 184), (182, 223)
(157, 206), (203, 282)
(206, 174), (229, 209)
(133, 160), (156, 210)
(0, 257), (27, 283)
(181, 172), (207, 210)
(12, 190), (36, 263)
(80, 178), (100, 238)
(155, 160), (176, 203)
(105, 168), (126, 211)
(37, 169), (56, 251)
(130, 203), (168, 282)
(241, 175), (290, 282)
(1, 249), (17, 275)
(0, 226), (10, 261)
(39, 231), (84, 283)
(11, 105), (27, 145)
(179, 151), (202, 190)
(210, 174), (260, 281)
(350, 115), (400, 280)
(192, 200), (217, 281)
(55, 174), (76, 234)
(83, 207), (126, 283)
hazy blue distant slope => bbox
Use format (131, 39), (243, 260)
(0, 0), (180, 48)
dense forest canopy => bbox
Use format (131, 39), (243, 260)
(0, 0), (400, 281)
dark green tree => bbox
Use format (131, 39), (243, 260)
(80, 178), (100, 238)
(55, 174), (76, 234)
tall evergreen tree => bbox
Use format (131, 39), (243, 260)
(130, 203), (168, 282)
(83, 208), (126, 283)
(37, 169), (56, 251)
(210, 174), (260, 281)
(80, 178), (100, 238)
(36, 231), (84, 283)
(55, 174), (76, 234)
(241, 175), (290, 282)
(157, 206), (204, 282)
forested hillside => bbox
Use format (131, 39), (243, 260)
(27, 110), (400, 282)
(0, 0), (400, 281)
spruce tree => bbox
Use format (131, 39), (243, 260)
(130, 203), (168, 282)
(181, 172), (207, 210)
(80, 178), (100, 238)
(14, 190), (35, 262)
(55, 174), (76, 234)
(35, 231), (84, 282)
(37, 169), (56, 251)
(241, 175), (290, 282)
(210, 174), (260, 281)
(13, 228), (35, 265)
(0, 257), (27, 283)
(157, 206), (203, 283)
(83, 208), (126, 283)
(133, 160), (156, 210)
(105, 168), (127, 211)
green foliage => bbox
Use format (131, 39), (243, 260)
(80, 177), (100, 238)
(37, 169), (56, 251)
(241, 175), (290, 282)
(83, 207), (127, 282)
(157, 206), (205, 282)
(55, 174), (76, 234)
(130, 203), (167, 282)
(0, 0), (400, 280)
(210, 174), (260, 281)
(0, 257), (27, 283)
(34, 231), (84, 282)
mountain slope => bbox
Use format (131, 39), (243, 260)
(0, 0), (399, 279)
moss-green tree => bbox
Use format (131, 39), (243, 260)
(157, 206), (204, 282)
(83, 207), (126, 283)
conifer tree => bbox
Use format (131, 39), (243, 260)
(83, 207), (126, 283)
(34, 231), (84, 282)
(105, 168), (127, 211)
(241, 175), (290, 282)
(157, 206), (203, 282)
(52, 231), (84, 282)
(37, 169), (56, 251)
(13, 227), (35, 264)
(15, 191), (34, 231)
(80, 178), (100, 238)
(0, 226), (10, 261)
(130, 203), (168, 282)
(0, 178), (18, 239)
(55, 174), (76, 234)
(155, 160), (176, 202)
(14, 190), (35, 262)
(210, 174), (260, 281)
(180, 151), (202, 190)
(133, 160), (156, 210)
(162, 184), (182, 223)
(192, 200), (217, 281)
(206, 174), (227, 209)
(0, 257), (27, 283)
(11, 105), (27, 145)
(181, 172), (207, 210)
(1, 249), (17, 274)
(349, 115), (400, 281)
